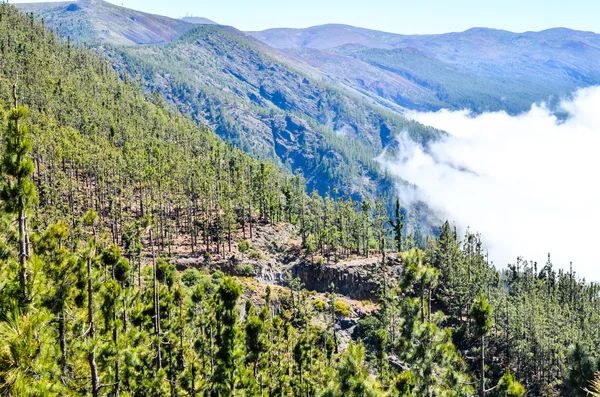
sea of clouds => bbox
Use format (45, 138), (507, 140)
(381, 86), (600, 281)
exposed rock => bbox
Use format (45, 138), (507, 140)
(291, 255), (401, 300)
(338, 318), (358, 330)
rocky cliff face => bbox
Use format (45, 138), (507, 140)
(290, 256), (402, 300)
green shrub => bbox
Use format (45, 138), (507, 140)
(199, 275), (218, 295)
(238, 264), (254, 276)
(353, 316), (383, 349)
(212, 270), (225, 282)
(368, 238), (378, 250)
(249, 250), (263, 259)
(334, 300), (351, 317)
(313, 299), (327, 312)
(238, 240), (250, 254)
(182, 268), (202, 287)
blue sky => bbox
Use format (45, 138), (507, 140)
(11, 0), (600, 34)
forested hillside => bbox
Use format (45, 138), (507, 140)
(1, 5), (600, 397)
(101, 25), (440, 215)
(19, 0), (442, 232)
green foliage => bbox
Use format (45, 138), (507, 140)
(497, 369), (526, 397)
(353, 316), (382, 349)
(393, 370), (416, 397)
(333, 343), (380, 397)
(100, 244), (121, 268)
(248, 250), (263, 260)
(334, 300), (351, 317)
(0, 106), (37, 214)
(113, 258), (131, 284)
(312, 299), (327, 312)
(585, 372), (600, 397)
(238, 239), (250, 254)
(156, 259), (175, 288)
(567, 343), (599, 396)
(0, 305), (59, 395)
(471, 294), (493, 337)
(0, 7), (598, 397)
(181, 268), (201, 287)
(238, 264), (254, 276)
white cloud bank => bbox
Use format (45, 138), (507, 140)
(382, 86), (600, 281)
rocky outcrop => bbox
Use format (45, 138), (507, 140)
(291, 256), (402, 300)
(171, 222), (402, 301)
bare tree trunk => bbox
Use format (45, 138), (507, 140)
(18, 205), (28, 302)
(209, 324), (214, 373)
(248, 199), (253, 241)
(180, 298), (186, 370)
(123, 296), (128, 333)
(138, 256), (142, 289)
(87, 256), (95, 338)
(421, 294), (425, 324)
(114, 308), (120, 396)
(86, 248), (100, 396)
(480, 335), (485, 397)
(151, 229), (162, 369)
(89, 350), (100, 397)
(191, 362), (196, 397)
(59, 310), (67, 374)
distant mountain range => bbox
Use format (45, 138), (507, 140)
(249, 25), (600, 113)
(16, 0), (600, 230)
(20, 1), (600, 114)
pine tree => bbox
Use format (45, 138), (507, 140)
(0, 97), (36, 303)
(390, 198), (404, 252)
(497, 369), (526, 397)
(471, 294), (493, 397)
(38, 222), (74, 375)
(213, 276), (241, 395)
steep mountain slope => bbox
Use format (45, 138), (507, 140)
(287, 47), (446, 111)
(17, 0), (195, 45)
(251, 25), (600, 113)
(326, 44), (571, 113)
(102, 25), (441, 225)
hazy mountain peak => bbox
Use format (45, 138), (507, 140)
(180, 16), (217, 25)
(16, 0), (195, 45)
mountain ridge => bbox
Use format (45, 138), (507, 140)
(16, 0), (196, 45)
(248, 24), (600, 113)
(180, 16), (218, 25)
(248, 24), (600, 50)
